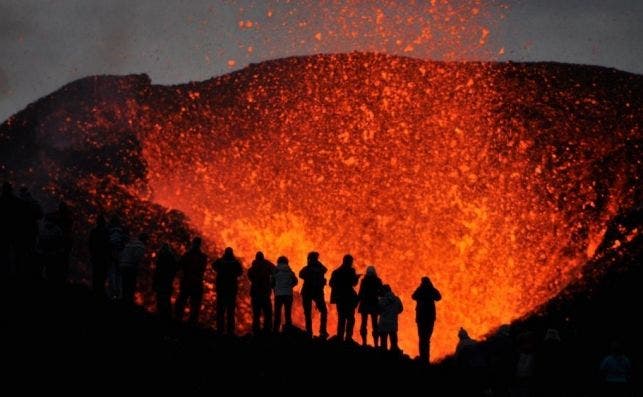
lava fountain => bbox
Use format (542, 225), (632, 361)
(1, 54), (641, 360)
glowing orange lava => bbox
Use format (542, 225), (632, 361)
(129, 54), (640, 359)
(0, 54), (639, 360)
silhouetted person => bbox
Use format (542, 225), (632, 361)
(38, 213), (66, 285)
(107, 216), (127, 299)
(412, 276), (442, 364)
(212, 247), (243, 335)
(1, 182), (22, 276)
(154, 243), (178, 323)
(16, 187), (43, 278)
(487, 325), (514, 395)
(51, 201), (73, 277)
(513, 330), (537, 397)
(330, 254), (359, 342)
(456, 327), (488, 395)
(299, 251), (328, 338)
(89, 215), (111, 297)
(119, 233), (147, 305)
(357, 265), (383, 346)
(247, 251), (275, 334)
(600, 340), (631, 397)
(272, 256), (298, 332)
(175, 238), (207, 324)
(377, 284), (403, 351)
(536, 328), (566, 397)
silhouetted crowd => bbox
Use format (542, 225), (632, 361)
(1, 181), (634, 396)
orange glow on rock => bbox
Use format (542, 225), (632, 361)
(1, 0), (639, 359)
(126, 53), (639, 360)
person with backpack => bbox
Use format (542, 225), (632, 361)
(298, 251), (328, 339)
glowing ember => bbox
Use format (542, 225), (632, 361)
(138, 54), (640, 359)
(1, 54), (641, 361)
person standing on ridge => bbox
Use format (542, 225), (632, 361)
(357, 265), (383, 347)
(329, 254), (359, 342)
(212, 247), (243, 335)
(89, 214), (111, 297)
(298, 251), (328, 339)
(154, 243), (178, 323)
(247, 251), (275, 334)
(175, 237), (207, 324)
(272, 255), (298, 332)
(412, 276), (442, 364)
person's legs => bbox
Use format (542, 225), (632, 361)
(274, 295), (284, 332)
(418, 327), (429, 363)
(156, 291), (172, 322)
(302, 296), (313, 335)
(262, 296), (273, 332)
(391, 331), (399, 351)
(121, 267), (137, 305)
(315, 295), (328, 337)
(216, 298), (225, 333)
(360, 312), (368, 345)
(380, 332), (389, 350)
(345, 308), (355, 341)
(175, 287), (188, 321)
(371, 313), (379, 347)
(251, 296), (261, 334)
(336, 304), (346, 342)
(188, 288), (202, 324)
(284, 295), (293, 327)
(226, 298), (236, 335)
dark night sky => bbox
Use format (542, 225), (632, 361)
(1, 0), (641, 122)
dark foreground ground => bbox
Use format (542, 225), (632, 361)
(2, 226), (642, 396)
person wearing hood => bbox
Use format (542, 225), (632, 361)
(357, 265), (383, 346)
(412, 276), (442, 364)
(247, 251), (276, 334)
(299, 251), (329, 338)
(272, 256), (298, 332)
(377, 284), (403, 351)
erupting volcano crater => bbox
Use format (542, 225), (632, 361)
(1, 53), (641, 359)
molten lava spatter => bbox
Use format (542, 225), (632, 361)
(1, 54), (641, 360)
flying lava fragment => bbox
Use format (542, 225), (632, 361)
(0, 53), (641, 360)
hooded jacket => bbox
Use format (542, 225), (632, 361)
(273, 262), (298, 297)
(378, 291), (403, 333)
